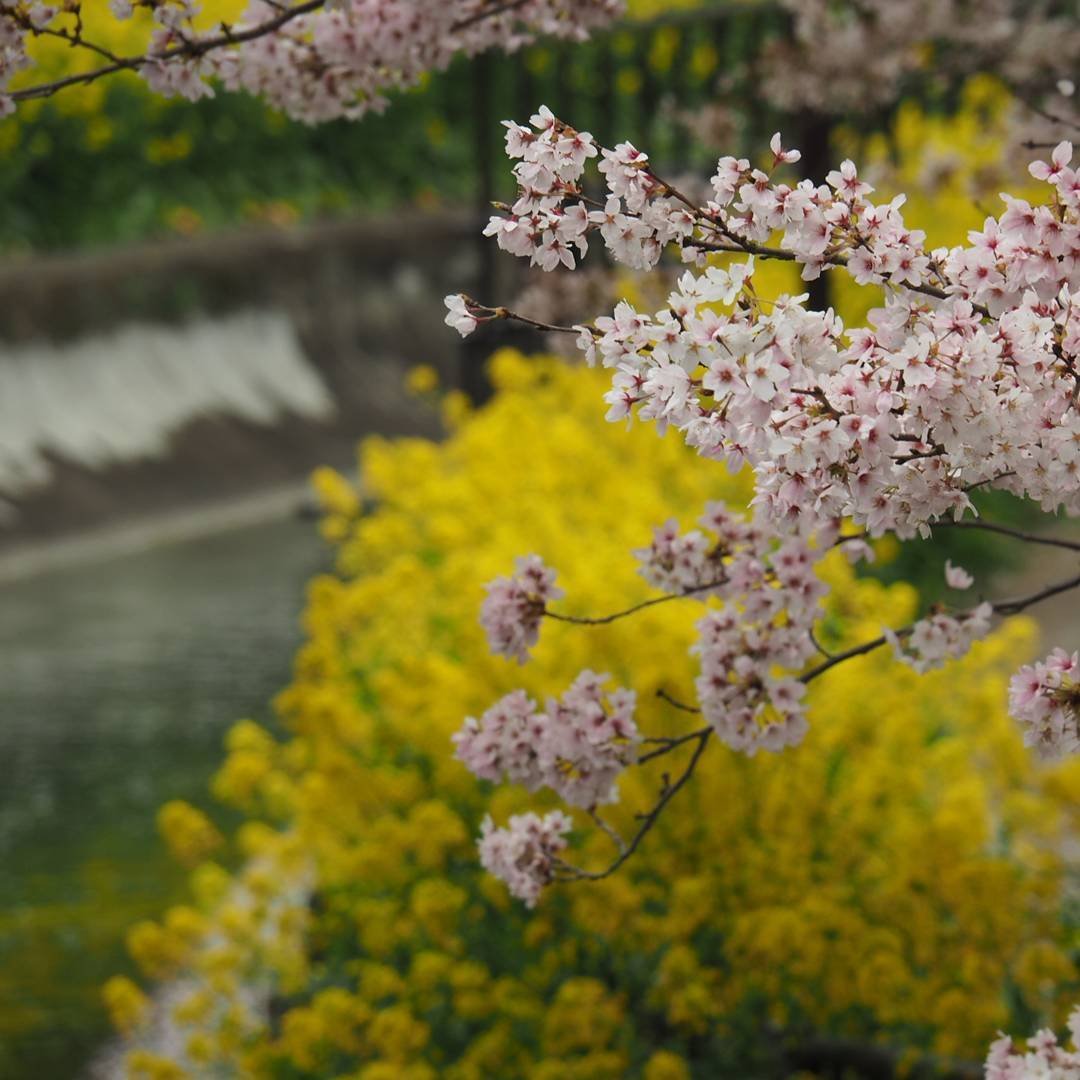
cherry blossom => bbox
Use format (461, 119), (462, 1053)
(448, 111), (1080, 916)
(986, 1006), (1080, 1078)
(444, 293), (479, 338)
(477, 810), (573, 907)
(455, 110), (1080, 559)
(478, 553), (562, 664)
(454, 671), (640, 808)
(0, 0), (622, 119)
(884, 603), (993, 674)
(1009, 648), (1080, 760)
(944, 559), (974, 590)
(759, 0), (1080, 115)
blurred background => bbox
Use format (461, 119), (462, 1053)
(0, 1), (1078, 1077)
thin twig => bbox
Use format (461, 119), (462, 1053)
(544, 579), (724, 626)
(556, 728), (712, 883)
(491, 306), (582, 335)
(808, 626), (836, 660)
(8, 0), (326, 101)
(564, 567), (1080, 887)
(655, 687), (702, 714)
(453, 0), (529, 33)
(800, 568), (1080, 682)
(994, 570), (1080, 616)
(799, 628), (907, 683)
(1012, 87), (1080, 135)
(964, 470), (1016, 492)
(638, 725), (710, 764)
(934, 519), (1080, 553)
(587, 809), (628, 854)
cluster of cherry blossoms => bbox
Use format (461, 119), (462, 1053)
(986, 1006), (1080, 1079)
(448, 108), (1080, 561)
(454, 670), (639, 810)
(1009, 647), (1080, 760)
(479, 552), (563, 664)
(446, 107), (1080, 914)
(456, 113), (1080, 559)
(759, 0), (1080, 114)
(477, 810), (572, 908)
(635, 504), (829, 754)
(885, 602), (994, 674)
(0, 0), (621, 120)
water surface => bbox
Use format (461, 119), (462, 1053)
(0, 515), (327, 1079)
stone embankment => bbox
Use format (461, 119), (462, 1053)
(0, 212), (494, 565)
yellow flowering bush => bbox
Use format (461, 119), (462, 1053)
(108, 351), (1080, 1076)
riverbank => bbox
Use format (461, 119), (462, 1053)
(0, 481), (317, 586)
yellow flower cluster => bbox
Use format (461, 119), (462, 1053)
(111, 351), (1080, 1077)
(157, 800), (224, 867)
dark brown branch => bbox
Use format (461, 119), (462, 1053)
(586, 808), (627, 854)
(544, 579), (725, 626)
(964, 470), (1015, 492)
(799, 628), (907, 683)
(453, 0), (529, 33)
(638, 725), (710, 764)
(655, 687), (702, 714)
(490, 306), (582, 335)
(808, 626), (836, 660)
(8, 0), (327, 102)
(800, 569), (1080, 682)
(29, 23), (125, 65)
(1012, 87), (1080, 136)
(460, 295), (583, 336)
(556, 727), (712, 883)
(933, 519), (1080, 553)
(562, 568), (1080, 887)
(994, 570), (1080, 616)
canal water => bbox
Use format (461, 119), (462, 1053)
(0, 514), (328, 1079)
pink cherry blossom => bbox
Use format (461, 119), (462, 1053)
(456, 116), (1080, 920)
(944, 559), (974, 590)
(479, 554), (562, 664)
(1009, 648), (1080, 759)
(478, 811), (573, 907)
(444, 294), (479, 337)
(454, 671), (640, 808)
(985, 1005), (1080, 1078)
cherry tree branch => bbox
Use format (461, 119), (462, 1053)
(638, 726), (709, 764)
(543, 579), (726, 626)
(5, 0), (533, 104)
(993, 570), (1080, 616)
(563, 566), (1080, 885)
(655, 687), (702, 714)
(1011, 86), (1080, 136)
(461, 296), (583, 335)
(587, 808), (628, 854)
(453, 0), (529, 32)
(555, 726), (712, 883)
(7, 0), (326, 102)
(933, 519), (1080, 553)
(800, 568), (1080, 682)
(685, 236), (981, 310)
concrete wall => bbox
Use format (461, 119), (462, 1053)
(0, 213), (498, 553)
